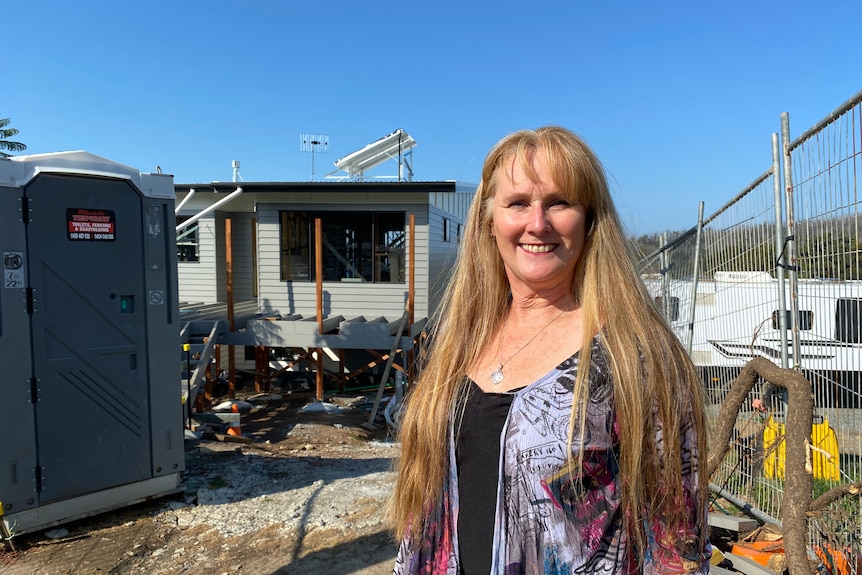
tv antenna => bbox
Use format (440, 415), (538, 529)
(300, 133), (329, 181)
(231, 160), (244, 182)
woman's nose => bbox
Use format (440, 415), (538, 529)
(526, 203), (551, 232)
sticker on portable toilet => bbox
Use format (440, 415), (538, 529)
(149, 290), (165, 305)
(145, 206), (162, 238)
(67, 208), (116, 241)
(3, 252), (25, 288)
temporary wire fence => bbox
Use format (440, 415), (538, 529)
(638, 89), (862, 567)
(784, 95), (862, 566)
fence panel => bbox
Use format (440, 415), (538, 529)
(785, 92), (862, 565)
(637, 89), (862, 566)
(640, 165), (788, 524)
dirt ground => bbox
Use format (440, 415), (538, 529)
(0, 388), (401, 575)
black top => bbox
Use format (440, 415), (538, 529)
(455, 380), (518, 575)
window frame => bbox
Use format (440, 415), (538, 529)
(771, 309), (814, 331)
(654, 295), (680, 321)
(835, 298), (862, 343)
(176, 215), (200, 263)
(279, 210), (407, 284)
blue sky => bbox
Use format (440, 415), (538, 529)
(5, 0), (860, 234)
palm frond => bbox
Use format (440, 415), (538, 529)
(0, 141), (27, 152)
(0, 118), (27, 156)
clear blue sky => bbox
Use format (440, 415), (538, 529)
(6, 0), (860, 234)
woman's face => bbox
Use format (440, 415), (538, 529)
(491, 153), (589, 295)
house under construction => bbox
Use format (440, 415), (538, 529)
(174, 129), (476, 405)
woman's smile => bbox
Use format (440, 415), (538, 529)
(520, 243), (557, 254)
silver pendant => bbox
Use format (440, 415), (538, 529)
(490, 368), (504, 385)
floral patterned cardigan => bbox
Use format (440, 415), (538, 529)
(393, 336), (710, 575)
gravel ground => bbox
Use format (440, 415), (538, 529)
(0, 391), (402, 575)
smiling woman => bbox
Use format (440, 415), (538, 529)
(490, 152), (590, 299)
(391, 127), (711, 575)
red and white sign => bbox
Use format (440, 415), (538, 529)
(67, 208), (117, 241)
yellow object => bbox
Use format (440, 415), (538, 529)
(183, 343), (191, 352)
(710, 547), (725, 566)
(811, 418), (841, 480)
(763, 415), (840, 480)
(763, 416), (786, 479)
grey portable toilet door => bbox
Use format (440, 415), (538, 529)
(24, 173), (152, 504)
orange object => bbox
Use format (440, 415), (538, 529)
(226, 403), (242, 436)
(731, 540), (785, 566)
(815, 543), (862, 575)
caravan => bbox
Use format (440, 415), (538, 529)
(644, 271), (862, 407)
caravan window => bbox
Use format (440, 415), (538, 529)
(653, 296), (680, 321)
(835, 298), (862, 343)
(771, 310), (813, 331)
(279, 211), (406, 283)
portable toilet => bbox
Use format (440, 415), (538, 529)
(0, 151), (184, 534)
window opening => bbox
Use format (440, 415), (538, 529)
(654, 295), (680, 321)
(835, 298), (862, 343)
(176, 216), (199, 262)
(771, 309), (814, 331)
(279, 211), (406, 283)
(280, 212), (310, 280)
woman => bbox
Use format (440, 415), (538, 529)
(391, 127), (710, 574)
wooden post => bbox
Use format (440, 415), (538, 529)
(226, 218), (236, 399)
(254, 346), (266, 393)
(338, 348), (346, 393)
(263, 346), (270, 392)
(315, 217), (324, 401)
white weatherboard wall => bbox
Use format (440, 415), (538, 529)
(176, 209), (256, 306)
(215, 212), (256, 302)
(176, 213), (219, 304)
(427, 204), (460, 315)
(426, 188), (473, 315)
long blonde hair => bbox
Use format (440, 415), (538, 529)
(391, 127), (707, 556)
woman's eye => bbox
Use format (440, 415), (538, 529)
(549, 199), (569, 208)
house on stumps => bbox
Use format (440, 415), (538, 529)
(175, 129), (476, 402)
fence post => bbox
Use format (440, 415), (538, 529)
(771, 133), (789, 370)
(781, 112), (802, 370)
(660, 232), (670, 321)
(685, 202), (704, 354)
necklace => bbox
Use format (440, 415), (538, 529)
(490, 307), (568, 385)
